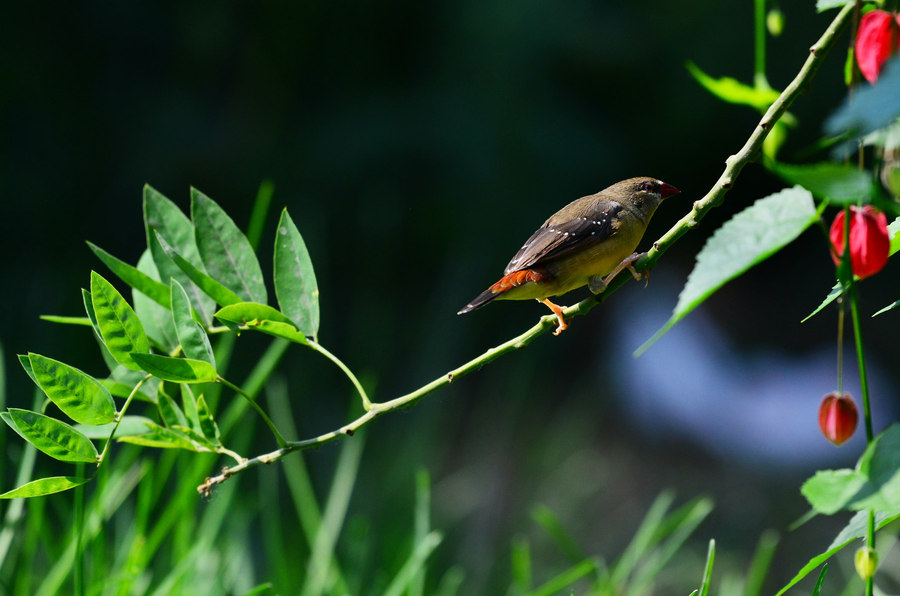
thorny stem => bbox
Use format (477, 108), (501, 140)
(198, 3), (856, 494)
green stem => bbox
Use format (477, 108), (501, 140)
(848, 277), (874, 442)
(197, 3), (857, 493)
(217, 376), (288, 447)
(307, 340), (372, 410)
(754, 0), (769, 89)
(836, 297), (845, 394)
(97, 374), (151, 464)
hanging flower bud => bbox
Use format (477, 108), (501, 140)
(855, 546), (878, 581)
(829, 206), (890, 279)
(819, 392), (858, 446)
(856, 10), (900, 83)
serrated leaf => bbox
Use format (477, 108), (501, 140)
(143, 185), (214, 325)
(132, 250), (179, 351)
(638, 187), (817, 355)
(274, 208), (320, 338)
(130, 353), (218, 384)
(0, 476), (93, 499)
(91, 271), (150, 370)
(686, 61), (780, 111)
(3, 408), (98, 463)
(159, 238), (243, 306)
(196, 394), (221, 445)
(28, 353), (116, 425)
(87, 242), (171, 308)
(170, 279), (216, 366)
(801, 469), (868, 515)
(767, 161), (880, 205)
(74, 415), (156, 439)
(191, 188), (267, 304)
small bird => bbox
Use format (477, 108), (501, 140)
(458, 177), (680, 334)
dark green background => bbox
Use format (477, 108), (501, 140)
(3, 1), (897, 592)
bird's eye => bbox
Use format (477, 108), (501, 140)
(640, 181), (656, 192)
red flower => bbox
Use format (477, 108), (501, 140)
(856, 10), (900, 83)
(829, 205), (890, 279)
(819, 392), (858, 446)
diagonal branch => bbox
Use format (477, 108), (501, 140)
(198, 3), (855, 495)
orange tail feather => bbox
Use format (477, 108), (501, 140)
(457, 269), (545, 314)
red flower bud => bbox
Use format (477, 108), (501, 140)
(856, 10), (900, 83)
(819, 392), (858, 446)
(829, 205), (890, 279)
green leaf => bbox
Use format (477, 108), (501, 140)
(801, 469), (868, 515)
(2, 408), (98, 463)
(117, 421), (211, 452)
(196, 394), (221, 446)
(274, 208), (320, 338)
(133, 249), (179, 351)
(74, 415), (156, 439)
(143, 185), (214, 325)
(215, 302), (296, 327)
(157, 384), (188, 428)
(38, 315), (92, 327)
(91, 271), (150, 370)
(686, 61), (780, 111)
(130, 353), (218, 384)
(775, 510), (900, 595)
(158, 235), (243, 307)
(83, 288), (121, 372)
(180, 384), (200, 430)
(244, 319), (310, 345)
(191, 188), (267, 304)
(637, 187), (817, 355)
(767, 162), (880, 205)
(170, 280), (216, 366)
(0, 476), (93, 499)
(28, 353), (116, 425)
(100, 379), (155, 403)
(87, 242), (171, 308)
(18, 353), (38, 386)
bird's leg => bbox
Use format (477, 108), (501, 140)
(538, 298), (569, 335)
(602, 252), (649, 288)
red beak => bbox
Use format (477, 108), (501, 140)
(659, 182), (680, 199)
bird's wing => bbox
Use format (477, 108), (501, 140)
(503, 198), (624, 274)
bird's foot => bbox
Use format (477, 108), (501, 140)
(602, 252), (648, 288)
(539, 298), (569, 335)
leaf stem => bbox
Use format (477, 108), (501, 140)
(97, 374), (151, 464)
(196, 2), (857, 493)
(847, 279), (873, 442)
(307, 340), (372, 410)
(217, 375), (288, 447)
